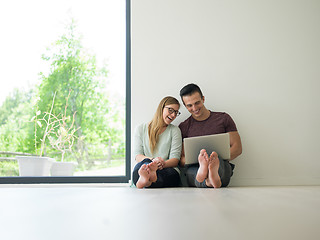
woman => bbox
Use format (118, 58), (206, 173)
(132, 96), (182, 188)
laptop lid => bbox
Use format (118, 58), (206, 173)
(184, 133), (230, 165)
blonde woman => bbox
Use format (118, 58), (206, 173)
(132, 96), (182, 188)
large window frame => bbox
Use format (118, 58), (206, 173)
(0, 0), (131, 184)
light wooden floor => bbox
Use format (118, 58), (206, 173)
(0, 185), (319, 240)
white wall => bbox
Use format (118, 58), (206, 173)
(131, 0), (320, 186)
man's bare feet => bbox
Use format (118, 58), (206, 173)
(148, 161), (158, 183)
(136, 164), (151, 189)
(196, 149), (209, 183)
(208, 152), (222, 188)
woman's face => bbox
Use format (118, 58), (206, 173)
(162, 103), (180, 125)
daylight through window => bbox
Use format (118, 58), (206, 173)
(0, 0), (130, 183)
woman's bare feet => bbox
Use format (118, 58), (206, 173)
(196, 149), (209, 183)
(136, 164), (152, 189)
(148, 161), (158, 183)
(208, 152), (222, 188)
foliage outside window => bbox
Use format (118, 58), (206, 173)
(0, 17), (126, 177)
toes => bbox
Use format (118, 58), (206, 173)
(139, 164), (146, 171)
(210, 152), (218, 160)
(200, 149), (206, 155)
(148, 162), (158, 171)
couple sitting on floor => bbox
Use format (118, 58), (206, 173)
(132, 83), (242, 189)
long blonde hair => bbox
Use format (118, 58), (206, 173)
(148, 96), (180, 154)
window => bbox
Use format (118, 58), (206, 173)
(0, 0), (131, 183)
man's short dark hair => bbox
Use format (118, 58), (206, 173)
(179, 83), (203, 99)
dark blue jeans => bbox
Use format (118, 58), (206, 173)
(132, 158), (181, 188)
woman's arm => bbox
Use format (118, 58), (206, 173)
(133, 124), (150, 163)
(167, 126), (182, 167)
(152, 157), (178, 169)
(179, 143), (186, 167)
(163, 158), (179, 168)
(135, 154), (152, 163)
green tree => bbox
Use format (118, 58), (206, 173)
(37, 18), (124, 167)
(0, 17), (125, 176)
(0, 89), (35, 153)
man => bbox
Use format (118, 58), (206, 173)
(178, 83), (242, 188)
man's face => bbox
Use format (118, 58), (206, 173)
(182, 92), (206, 119)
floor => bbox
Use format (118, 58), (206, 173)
(0, 185), (319, 240)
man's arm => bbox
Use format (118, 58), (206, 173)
(229, 131), (242, 160)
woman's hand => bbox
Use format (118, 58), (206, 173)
(152, 157), (165, 170)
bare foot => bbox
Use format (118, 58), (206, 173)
(148, 161), (158, 183)
(136, 164), (151, 188)
(196, 149), (209, 183)
(208, 152), (222, 188)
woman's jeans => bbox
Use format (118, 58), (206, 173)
(132, 158), (181, 188)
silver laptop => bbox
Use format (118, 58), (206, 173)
(184, 133), (230, 165)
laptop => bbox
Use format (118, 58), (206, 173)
(183, 133), (230, 165)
